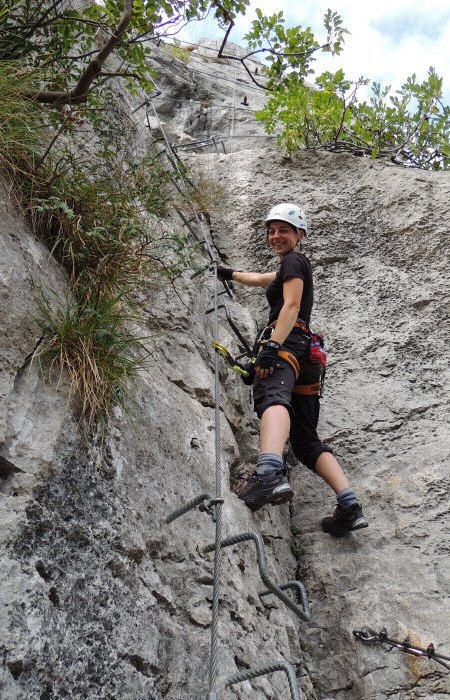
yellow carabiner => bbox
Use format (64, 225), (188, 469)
(210, 341), (249, 377)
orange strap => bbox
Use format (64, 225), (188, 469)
(268, 317), (310, 335)
(277, 350), (300, 380)
(258, 345), (320, 394)
(292, 383), (321, 396)
(257, 346), (301, 380)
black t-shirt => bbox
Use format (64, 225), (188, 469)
(266, 251), (313, 326)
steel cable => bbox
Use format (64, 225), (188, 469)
(147, 90), (226, 697)
(206, 262), (223, 700)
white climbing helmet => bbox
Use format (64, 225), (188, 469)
(265, 202), (307, 236)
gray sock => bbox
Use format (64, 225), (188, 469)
(337, 487), (358, 511)
(256, 452), (283, 476)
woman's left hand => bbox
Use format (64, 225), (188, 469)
(255, 341), (280, 378)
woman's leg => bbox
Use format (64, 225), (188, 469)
(314, 451), (349, 493)
(237, 404), (293, 509)
(260, 404), (291, 455)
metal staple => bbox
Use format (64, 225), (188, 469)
(224, 660), (303, 699)
(203, 532), (310, 622)
(259, 580), (310, 619)
(205, 303), (252, 356)
(166, 492), (217, 524)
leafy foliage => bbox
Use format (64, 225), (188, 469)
(245, 8), (348, 86)
(245, 12), (450, 170)
(26, 143), (199, 425)
(166, 38), (191, 64)
(0, 0), (249, 106)
(0, 9), (203, 425)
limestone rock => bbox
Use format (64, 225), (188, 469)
(1, 35), (449, 700)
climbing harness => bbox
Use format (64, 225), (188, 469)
(211, 315), (326, 397)
(353, 628), (450, 671)
(253, 318), (326, 396)
(265, 317), (311, 335)
(292, 382), (322, 396)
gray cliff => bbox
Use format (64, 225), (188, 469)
(1, 39), (449, 700)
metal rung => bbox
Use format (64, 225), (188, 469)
(215, 281), (234, 300)
(260, 581), (310, 621)
(202, 532), (310, 621)
(172, 136), (226, 154)
(174, 206), (202, 243)
(205, 303), (251, 355)
(166, 492), (223, 524)
(172, 137), (215, 151)
(224, 660), (303, 699)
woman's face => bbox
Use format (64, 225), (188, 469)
(267, 220), (302, 257)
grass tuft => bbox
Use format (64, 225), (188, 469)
(0, 62), (207, 431)
(33, 285), (156, 426)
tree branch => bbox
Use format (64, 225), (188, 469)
(215, 12), (326, 92)
(28, 0), (134, 105)
(100, 71), (140, 80)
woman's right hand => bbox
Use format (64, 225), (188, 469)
(216, 266), (234, 281)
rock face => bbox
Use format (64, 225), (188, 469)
(141, 38), (274, 151)
(1, 40), (449, 700)
(201, 148), (450, 699)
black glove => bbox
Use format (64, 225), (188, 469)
(216, 266), (234, 281)
(241, 364), (255, 385)
(255, 340), (280, 373)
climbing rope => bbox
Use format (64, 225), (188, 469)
(353, 628), (450, 671)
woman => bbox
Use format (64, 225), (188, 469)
(218, 202), (368, 535)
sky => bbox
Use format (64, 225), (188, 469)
(176, 0), (450, 104)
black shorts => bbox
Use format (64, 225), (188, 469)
(253, 335), (333, 471)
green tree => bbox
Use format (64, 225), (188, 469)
(240, 11), (450, 170)
(0, 0), (249, 106)
(1, 2), (449, 168)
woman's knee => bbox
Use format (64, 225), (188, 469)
(291, 443), (333, 472)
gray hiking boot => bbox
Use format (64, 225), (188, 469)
(321, 503), (368, 535)
(236, 471), (294, 512)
